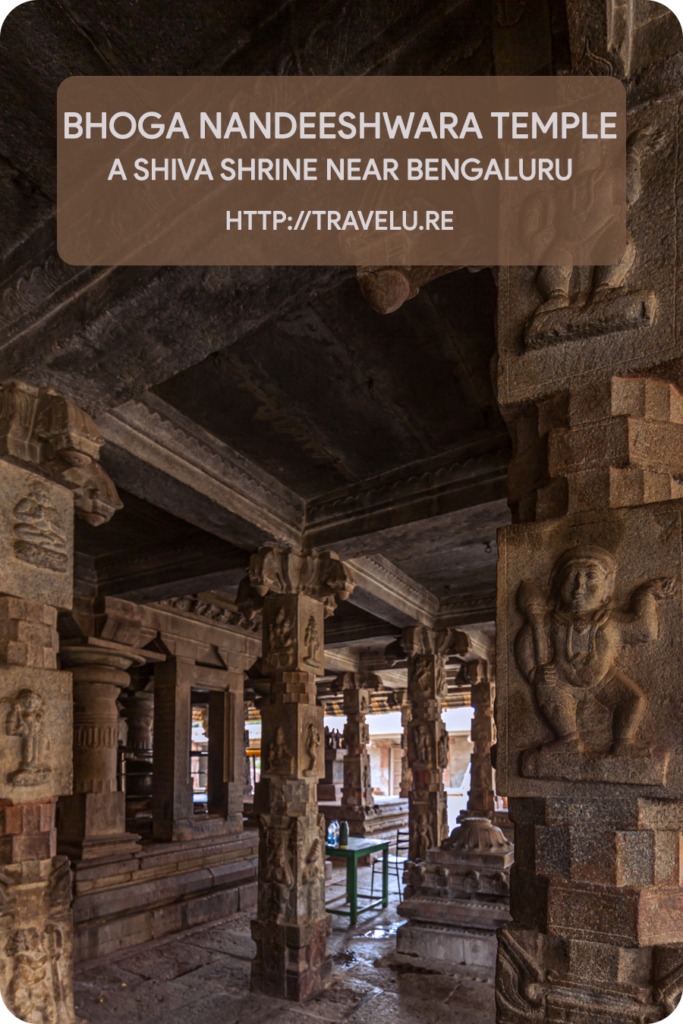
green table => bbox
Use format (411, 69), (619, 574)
(325, 837), (389, 925)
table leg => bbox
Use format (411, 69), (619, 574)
(348, 855), (358, 925)
(382, 846), (389, 908)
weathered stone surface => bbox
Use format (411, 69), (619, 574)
(497, 500), (683, 799)
(0, 460), (73, 610)
(0, 855), (75, 1024)
(0, 665), (72, 804)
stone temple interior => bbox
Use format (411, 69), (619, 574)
(1, 1), (683, 1022)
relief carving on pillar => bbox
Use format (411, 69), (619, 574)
(261, 821), (294, 921)
(437, 728), (449, 770)
(496, 926), (546, 1024)
(0, 667), (71, 803)
(266, 607), (295, 670)
(0, 856), (74, 1024)
(12, 483), (68, 574)
(523, 128), (664, 351)
(5, 689), (51, 786)
(266, 726), (295, 776)
(515, 544), (674, 784)
(303, 615), (320, 668)
(410, 812), (434, 861)
(409, 723), (432, 769)
(303, 721), (322, 777)
(0, 383), (122, 527)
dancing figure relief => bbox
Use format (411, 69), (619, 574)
(515, 545), (674, 764)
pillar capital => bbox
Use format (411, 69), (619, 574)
(401, 625), (470, 658)
(0, 382), (122, 526)
(247, 546), (355, 605)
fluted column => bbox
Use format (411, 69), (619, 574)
(402, 627), (469, 862)
(57, 640), (154, 859)
(241, 547), (354, 1001)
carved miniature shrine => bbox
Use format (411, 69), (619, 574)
(0, 1), (682, 1023)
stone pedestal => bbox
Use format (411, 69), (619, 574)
(241, 546), (354, 1002)
(58, 639), (154, 860)
(398, 818), (513, 969)
(402, 627), (469, 861)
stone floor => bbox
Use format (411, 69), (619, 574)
(73, 864), (496, 1024)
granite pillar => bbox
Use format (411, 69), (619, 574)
(0, 384), (122, 1023)
(241, 546), (354, 1001)
(337, 672), (382, 836)
(402, 627), (469, 862)
(494, 10), (683, 1010)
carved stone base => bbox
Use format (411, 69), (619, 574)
(521, 745), (669, 787)
(396, 920), (499, 969)
(524, 290), (655, 350)
(496, 924), (683, 1024)
(250, 916), (332, 1000)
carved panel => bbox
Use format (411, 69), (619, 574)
(0, 462), (73, 610)
(497, 500), (683, 798)
(0, 666), (72, 803)
(0, 856), (74, 1024)
(497, 100), (681, 408)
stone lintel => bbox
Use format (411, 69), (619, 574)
(97, 394), (304, 548)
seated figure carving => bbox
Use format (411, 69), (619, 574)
(515, 545), (674, 776)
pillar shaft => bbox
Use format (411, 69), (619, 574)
(464, 661), (495, 817)
(402, 627), (469, 862)
(242, 547), (354, 1002)
(57, 642), (146, 859)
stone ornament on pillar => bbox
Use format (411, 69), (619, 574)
(498, 506), (683, 797)
(0, 462), (73, 610)
(0, 382), (122, 527)
(240, 547), (354, 1002)
(0, 854), (75, 1024)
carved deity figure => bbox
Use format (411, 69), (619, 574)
(6, 929), (55, 1024)
(412, 813), (434, 860)
(412, 723), (431, 767)
(12, 482), (68, 573)
(525, 128), (663, 334)
(437, 730), (449, 770)
(303, 721), (321, 776)
(267, 726), (294, 775)
(303, 615), (320, 667)
(362, 758), (371, 794)
(5, 689), (51, 785)
(264, 831), (293, 918)
(515, 545), (674, 756)
(267, 606), (295, 667)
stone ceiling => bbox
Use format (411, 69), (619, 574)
(0, 0), (575, 649)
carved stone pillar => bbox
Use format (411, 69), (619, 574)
(462, 660), (495, 819)
(0, 384), (121, 1024)
(336, 673), (382, 836)
(241, 547), (354, 1001)
(494, 19), (683, 1006)
(402, 627), (469, 862)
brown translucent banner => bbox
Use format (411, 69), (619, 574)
(57, 76), (626, 267)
